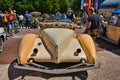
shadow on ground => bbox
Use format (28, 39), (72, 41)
(95, 38), (120, 56)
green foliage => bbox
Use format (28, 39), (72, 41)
(0, 0), (14, 11)
(0, 0), (70, 14)
(50, 0), (60, 13)
(42, 14), (50, 18)
(71, 0), (81, 12)
(59, 0), (69, 13)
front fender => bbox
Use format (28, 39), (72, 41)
(18, 34), (38, 64)
(77, 34), (96, 64)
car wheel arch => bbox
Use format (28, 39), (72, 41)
(0, 35), (5, 41)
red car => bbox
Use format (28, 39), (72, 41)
(42, 18), (55, 22)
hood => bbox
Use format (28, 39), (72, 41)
(41, 28), (75, 45)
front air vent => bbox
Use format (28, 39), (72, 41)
(33, 48), (38, 53)
(74, 48), (81, 56)
(77, 48), (81, 53)
(38, 42), (42, 46)
(31, 48), (38, 56)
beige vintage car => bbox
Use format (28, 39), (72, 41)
(14, 24), (99, 74)
(101, 14), (120, 46)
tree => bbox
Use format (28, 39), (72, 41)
(15, 0), (34, 14)
(71, 0), (81, 12)
(0, 0), (70, 14)
(0, 0), (14, 11)
(32, 0), (40, 11)
(39, 0), (69, 14)
(51, 0), (60, 13)
(59, 0), (69, 13)
(39, 0), (59, 13)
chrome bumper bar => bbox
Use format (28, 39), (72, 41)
(14, 62), (100, 74)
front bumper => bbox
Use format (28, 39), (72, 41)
(14, 62), (100, 74)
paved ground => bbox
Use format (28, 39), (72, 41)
(0, 28), (120, 80)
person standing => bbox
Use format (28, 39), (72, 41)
(81, 12), (88, 26)
(18, 14), (24, 29)
(32, 17), (39, 28)
(7, 8), (15, 36)
(24, 11), (32, 29)
(2, 11), (8, 35)
(72, 13), (76, 23)
(85, 7), (101, 40)
(0, 11), (3, 27)
(61, 13), (67, 22)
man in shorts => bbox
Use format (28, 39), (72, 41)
(7, 9), (15, 36)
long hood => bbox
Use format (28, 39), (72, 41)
(41, 28), (75, 45)
(33, 28), (87, 63)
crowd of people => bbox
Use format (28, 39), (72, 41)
(0, 8), (17, 36)
(0, 8), (78, 37)
(43, 12), (76, 23)
(0, 8), (40, 37)
(0, 7), (105, 40)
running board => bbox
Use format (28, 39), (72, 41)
(101, 36), (118, 45)
(14, 62), (100, 74)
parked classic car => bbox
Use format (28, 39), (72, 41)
(0, 27), (6, 52)
(100, 12), (120, 46)
(14, 24), (100, 74)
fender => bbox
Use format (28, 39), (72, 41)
(77, 34), (96, 64)
(19, 34), (38, 64)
